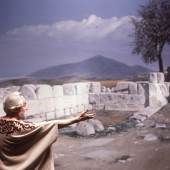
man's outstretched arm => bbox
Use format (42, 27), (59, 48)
(37, 110), (95, 129)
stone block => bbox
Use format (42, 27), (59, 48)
(0, 88), (5, 101)
(36, 85), (53, 99)
(140, 83), (149, 106)
(149, 72), (157, 83)
(126, 95), (145, 105)
(165, 82), (170, 93)
(53, 85), (63, 97)
(20, 84), (37, 100)
(63, 108), (71, 116)
(53, 98), (64, 117)
(89, 82), (101, 93)
(111, 87), (115, 92)
(157, 72), (165, 83)
(63, 83), (76, 95)
(105, 103), (127, 110)
(137, 83), (145, 95)
(55, 109), (65, 118)
(92, 104), (105, 110)
(62, 96), (77, 108)
(45, 112), (56, 120)
(114, 81), (129, 93)
(159, 84), (169, 97)
(100, 94), (114, 104)
(26, 113), (46, 123)
(149, 83), (167, 107)
(75, 95), (89, 105)
(78, 104), (87, 112)
(101, 86), (106, 92)
(0, 86), (20, 101)
(88, 119), (104, 132)
(75, 82), (90, 94)
(75, 121), (95, 136)
(128, 82), (138, 94)
(85, 104), (93, 111)
(25, 100), (42, 116)
(89, 94), (100, 105)
(39, 98), (56, 114)
(106, 88), (111, 93)
(0, 102), (5, 116)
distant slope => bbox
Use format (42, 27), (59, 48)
(30, 55), (151, 79)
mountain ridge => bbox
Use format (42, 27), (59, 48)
(30, 55), (151, 79)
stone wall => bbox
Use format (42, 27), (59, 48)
(0, 82), (92, 122)
(0, 72), (169, 122)
(89, 81), (146, 111)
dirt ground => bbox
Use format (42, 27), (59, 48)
(53, 105), (170, 170)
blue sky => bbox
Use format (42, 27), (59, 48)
(1, 0), (168, 78)
(0, 0), (147, 33)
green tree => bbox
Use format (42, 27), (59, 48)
(132, 0), (170, 72)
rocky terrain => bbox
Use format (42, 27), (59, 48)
(53, 104), (170, 170)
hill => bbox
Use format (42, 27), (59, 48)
(30, 55), (151, 79)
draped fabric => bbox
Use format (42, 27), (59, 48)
(0, 119), (58, 170)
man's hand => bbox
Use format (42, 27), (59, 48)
(40, 110), (96, 129)
(77, 110), (96, 122)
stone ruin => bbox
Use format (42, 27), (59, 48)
(0, 72), (169, 125)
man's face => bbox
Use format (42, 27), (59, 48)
(19, 103), (27, 120)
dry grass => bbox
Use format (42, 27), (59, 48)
(100, 80), (124, 88)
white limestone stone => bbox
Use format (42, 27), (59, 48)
(88, 119), (104, 132)
(55, 109), (65, 118)
(75, 95), (89, 105)
(111, 87), (115, 92)
(64, 108), (71, 116)
(75, 121), (95, 136)
(45, 112), (56, 120)
(164, 82), (170, 95)
(0, 88), (6, 101)
(114, 81), (129, 93)
(78, 104), (86, 112)
(54, 97), (64, 110)
(101, 86), (107, 92)
(63, 96), (77, 108)
(0, 86), (20, 101)
(106, 88), (111, 93)
(126, 95), (145, 105)
(89, 82), (101, 94)
(53, 85), (63, 97)
(157, 72), (165, 83)
(20, 84), (37, 100)
(25, 100), (42, 116)
(149, 83), (167, 107)
(144, 134), (158, 141)
(149, 72), (157, 83)
(89, 94), (100, 105)
(0, 102), (5, 116)
(75, 82), (90, 94)
(137, 83), (145, 95)
(39, 98), (56, 114)
(63, 83), (76, 95)
(36, 84), (53, 99)
(99, 94), (113, 104)
(158, 84), (169, 97)
(128, 82), (138, 94)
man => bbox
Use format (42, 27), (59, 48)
(0, 92), (95, 170)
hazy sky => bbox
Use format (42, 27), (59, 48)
(0, 0), (147, 33)
(1, 0), (168, 78)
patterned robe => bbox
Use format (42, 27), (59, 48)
(0, 118), (58, 170)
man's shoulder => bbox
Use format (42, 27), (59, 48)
(0, 118), (36, 135)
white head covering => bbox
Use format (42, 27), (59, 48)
(3, 92), (26, 110)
